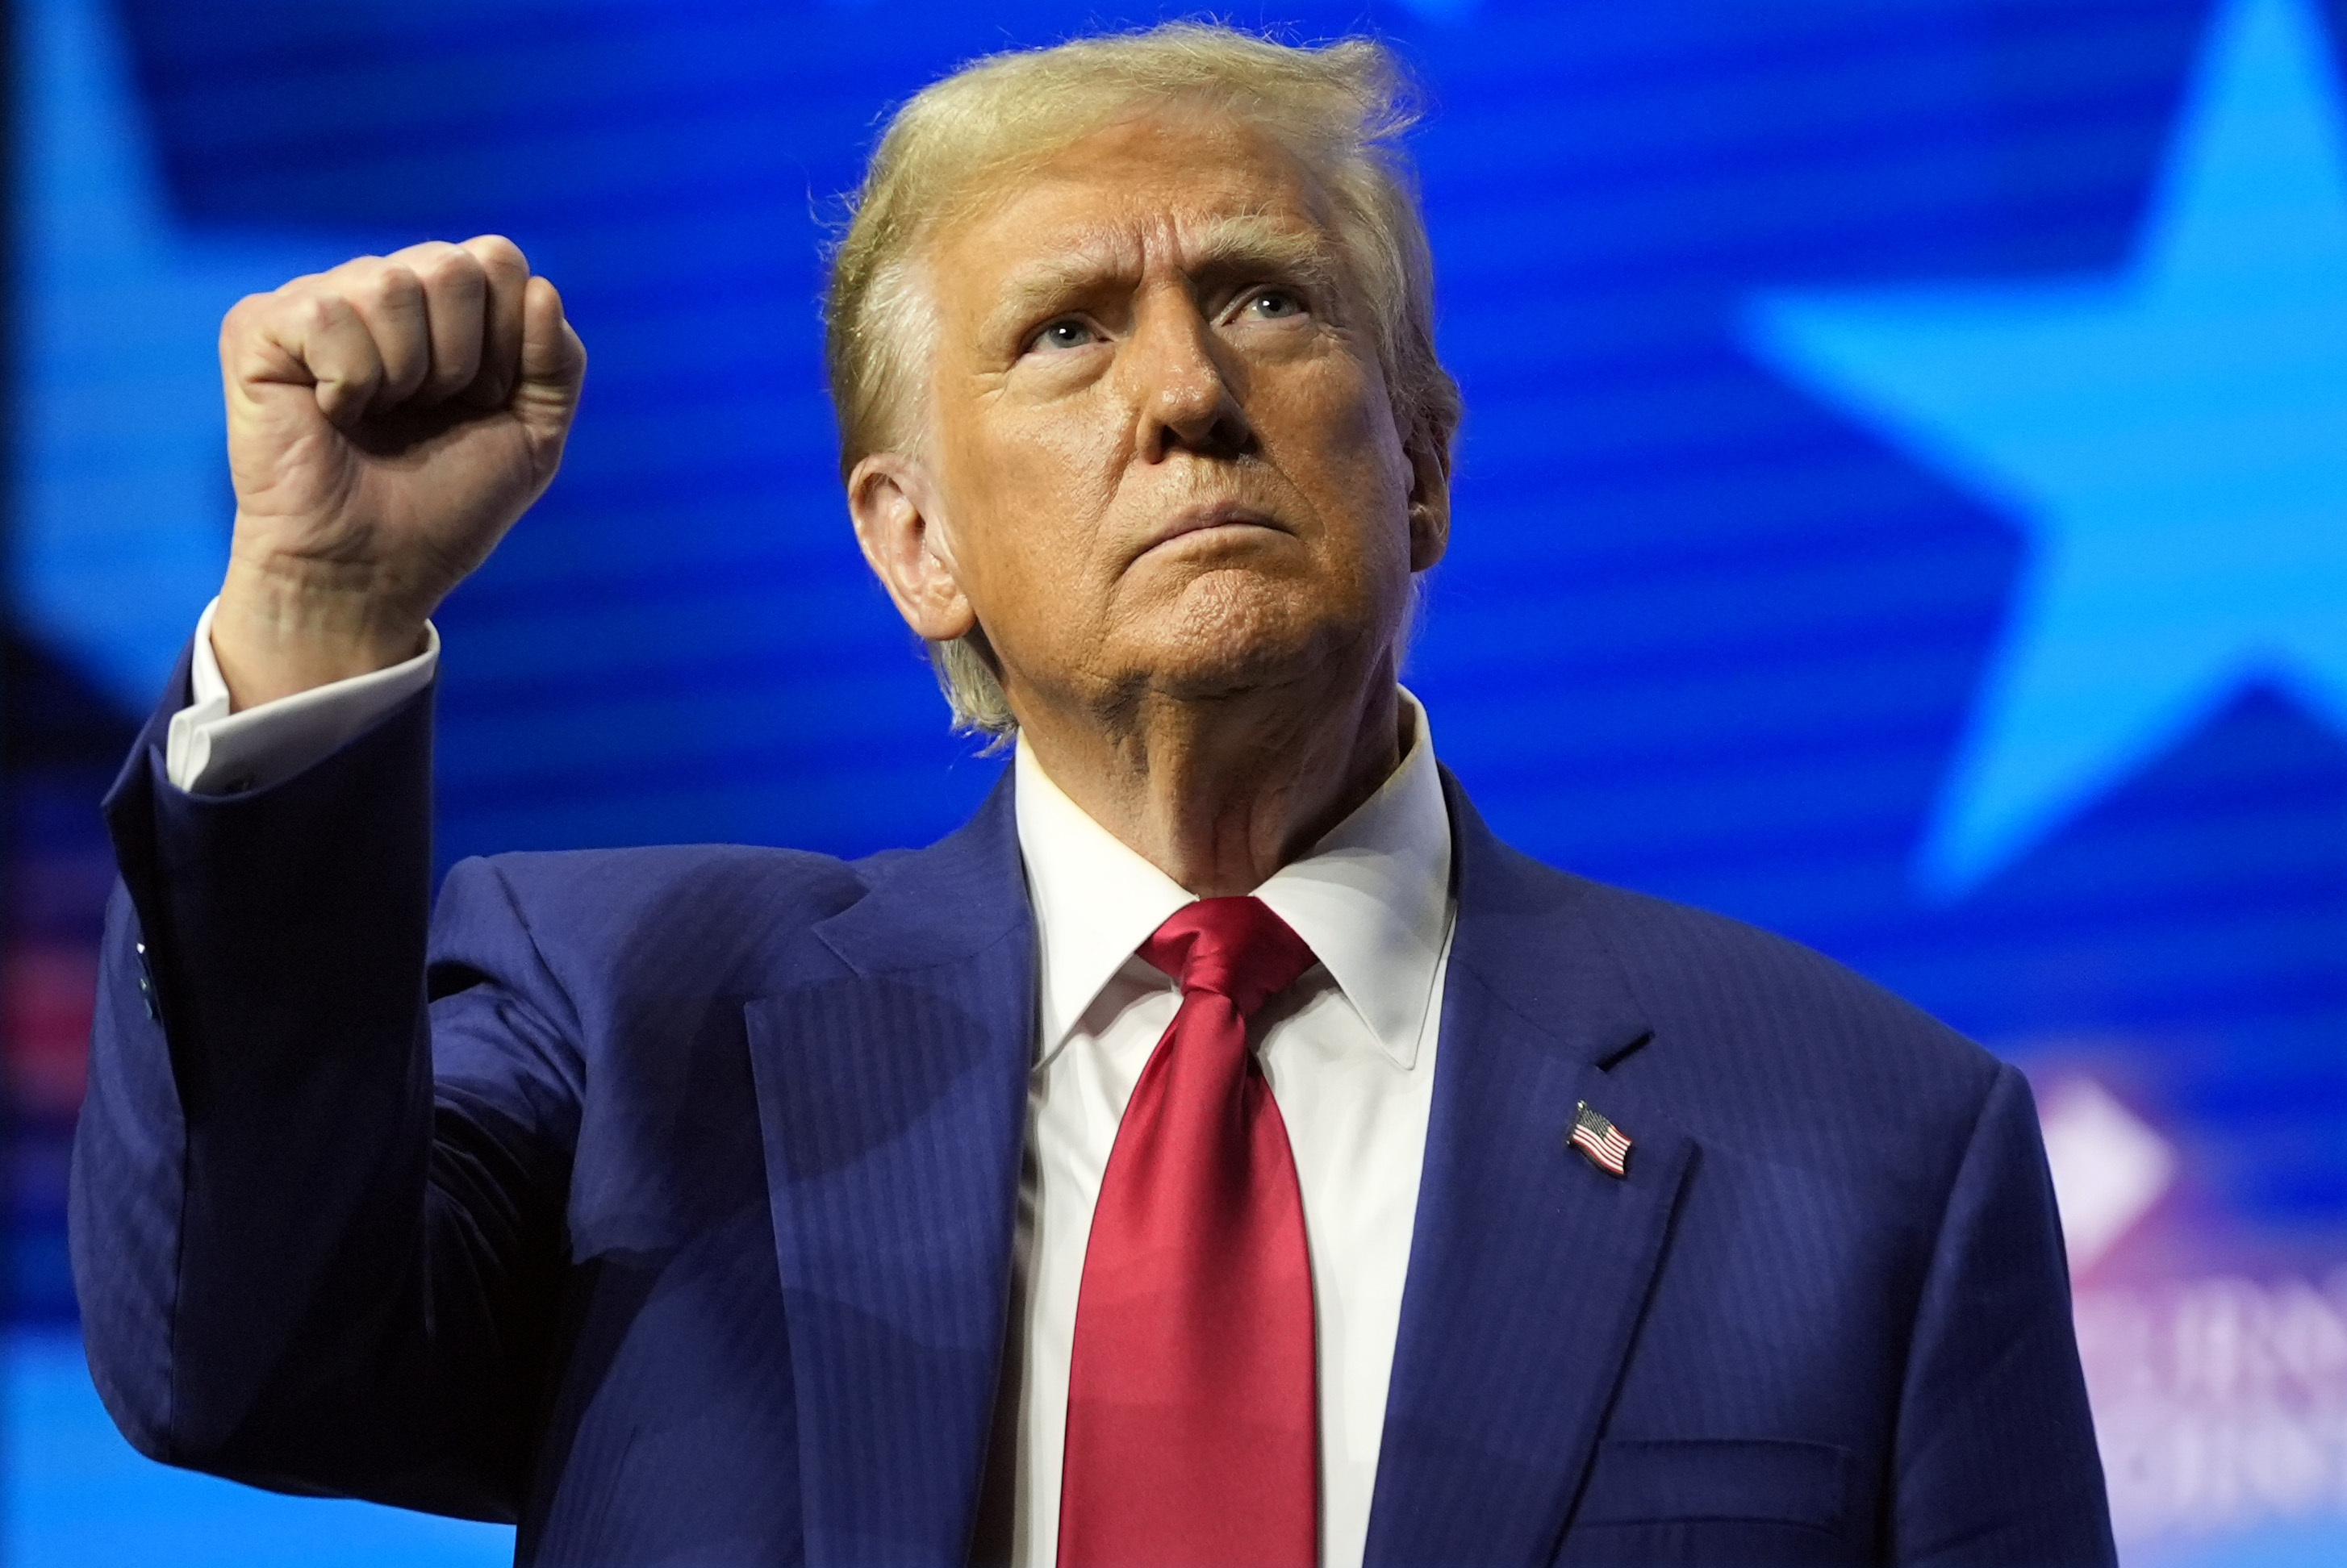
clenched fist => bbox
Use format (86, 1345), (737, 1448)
(212, 236), (587, 707)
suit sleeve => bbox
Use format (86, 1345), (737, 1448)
(69, 653), (579, 1523)
(1890, 1062), (2116, 1565)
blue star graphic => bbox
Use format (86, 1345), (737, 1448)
(15, 0), (353, 711)
(1743, 0), (2347, 900)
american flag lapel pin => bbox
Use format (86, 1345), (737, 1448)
(1568, 1101), (1633, 1178)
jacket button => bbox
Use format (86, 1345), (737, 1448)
(134, 941), (158, 1020)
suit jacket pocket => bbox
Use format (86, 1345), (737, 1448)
(1574, 1437), (1852, 1530)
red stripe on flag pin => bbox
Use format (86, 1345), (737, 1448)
(1569, 1101), (1632, 1178)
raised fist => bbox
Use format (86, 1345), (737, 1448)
(212, 236), (587, 707)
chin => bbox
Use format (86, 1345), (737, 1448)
(1134, 573), (1383, 701)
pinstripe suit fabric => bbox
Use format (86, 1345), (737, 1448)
(73, 658), (2114, 1566)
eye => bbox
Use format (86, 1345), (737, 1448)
(1240, 288), (1305, 320)
(1030, 317), (1100, 352)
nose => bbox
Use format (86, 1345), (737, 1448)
(1126, 293), (1256, 462)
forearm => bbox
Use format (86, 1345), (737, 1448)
(72, 670), (531, 1519)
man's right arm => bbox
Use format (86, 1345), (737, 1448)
(76, 659), (586, 1518)
(68, 237), (589, 1516)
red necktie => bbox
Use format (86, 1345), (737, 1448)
(1059, 897), (1320, 1568)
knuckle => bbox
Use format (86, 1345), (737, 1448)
(319, 253), (386, 290)
(359, 266), (424, 313)
(410, 240), (481, 285)
(220, 292), (270, 337)
(467, 233), (528, 278)
(285, 291), (346, 336)
(391, 237), (461, 269)
(439, 256), (490, 297)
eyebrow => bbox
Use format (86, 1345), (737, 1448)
(1184, 214), (1339, 290)
(984, 214), (1340, 336)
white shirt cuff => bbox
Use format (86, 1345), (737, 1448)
(165, 598), (441, 795)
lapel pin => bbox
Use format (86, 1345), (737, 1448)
(1568, 1100), (1633, 1178)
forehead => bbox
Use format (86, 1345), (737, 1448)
(930, 105), (1336, 300)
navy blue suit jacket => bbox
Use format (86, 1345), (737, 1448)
(72, 668), (2114, 1566)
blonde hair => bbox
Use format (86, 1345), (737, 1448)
(825, 22), (1460, 737)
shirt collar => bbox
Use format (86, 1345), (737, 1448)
(1013, 689), (1453, 1070)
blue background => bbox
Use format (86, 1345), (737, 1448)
(6, 0), (2344, 1560)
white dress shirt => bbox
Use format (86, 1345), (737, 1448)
(168, 598), (439, 795)
(1008, 704), (1452, 1568)
(167, 611), (1457, 1568)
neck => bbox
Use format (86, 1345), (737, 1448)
(1014, 656), (1405, 899)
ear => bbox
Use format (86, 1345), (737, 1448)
(1403, 421), (1451, 573)
(849, 453), (978, 642)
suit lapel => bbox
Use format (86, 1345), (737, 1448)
(742, 777), (1034, 1566)
(1365, 777), (1698, 1566)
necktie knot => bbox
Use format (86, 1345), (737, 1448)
(1139, 896), (1316, 1019)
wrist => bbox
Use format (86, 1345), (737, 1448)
(213, 555), (432, 711)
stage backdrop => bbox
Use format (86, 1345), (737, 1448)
(6, 0), (2345, 1562)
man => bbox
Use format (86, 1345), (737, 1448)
(72, 23), (2115, 1568)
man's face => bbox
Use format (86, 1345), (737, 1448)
(887, 102), (1447, 724)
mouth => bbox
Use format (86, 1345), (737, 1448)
(1135, 503), (1289, 560)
